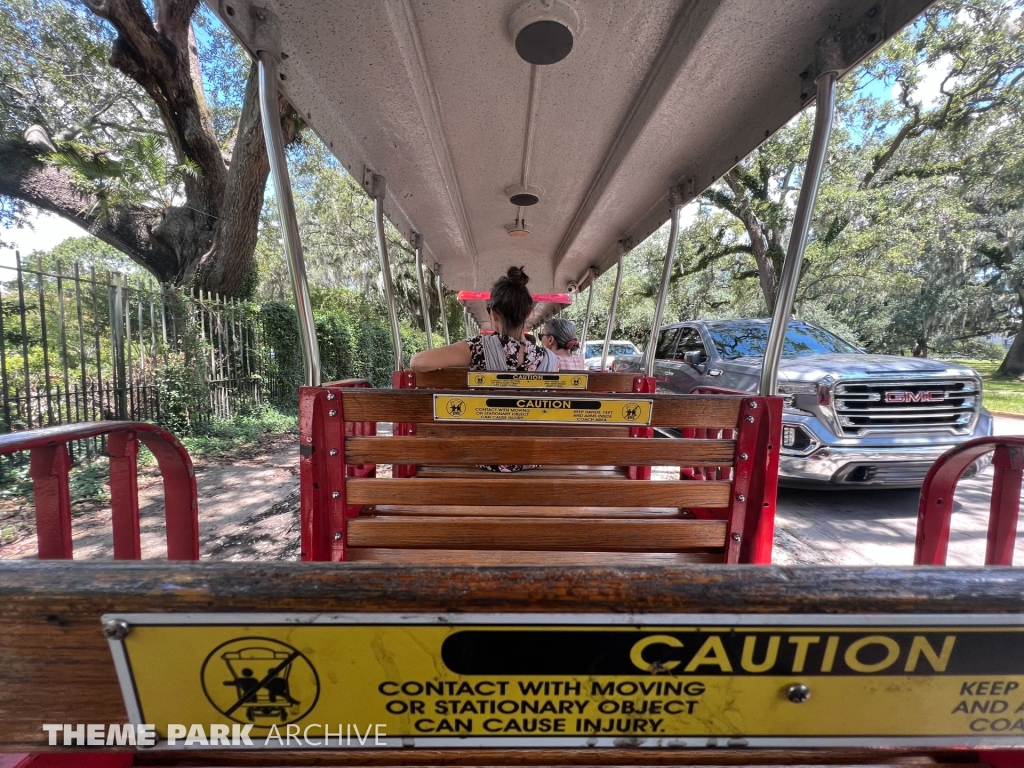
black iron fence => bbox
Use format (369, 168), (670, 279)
(0, 253), (266, 459)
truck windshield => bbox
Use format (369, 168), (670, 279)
(585, 342), (639, 359)
(708, 321), (859, 360)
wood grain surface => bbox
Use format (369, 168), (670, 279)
(366, 504), (687, 518)
(345, 478), (732, 507)
(346, 549), (722, 564)
(346, 516), (727, 551)
(345, 436), (735, 465)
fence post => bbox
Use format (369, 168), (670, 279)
(109, 272), (127, 419)
(16, 251), (32, 429)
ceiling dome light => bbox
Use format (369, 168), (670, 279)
(506, 219), (532, 238)
(509, 0), (581, 66)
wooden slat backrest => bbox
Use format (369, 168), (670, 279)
(411, 368), (637, 392)
(346, 516), (727, 551)
(341, 389), (743, 428)
(345, 436), (736, 465)
(299, 385), (779, 564)
(346, 477), (732, 507)
(415, 422), (631, 437)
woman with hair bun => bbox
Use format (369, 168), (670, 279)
(410, 266), (558, 373)
(540, 317), (585, 371)
(410, 266), (557, 473)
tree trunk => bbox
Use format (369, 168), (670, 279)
(724, 172), (778, 312)
(196, 64), (297, 295)
(0, 0), (297, 297)
(997, 287), (1024, 377)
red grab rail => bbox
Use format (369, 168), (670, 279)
(915, 436), (1024, 566)
(0, 422), (199, 560)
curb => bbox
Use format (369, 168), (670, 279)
(986, 410), (1024, 420)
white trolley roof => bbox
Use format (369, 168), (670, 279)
(212, 0), (931, 294)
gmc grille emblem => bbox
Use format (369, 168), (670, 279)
(885, 390), (945, 403)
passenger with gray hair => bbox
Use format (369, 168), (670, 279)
(539, 317), (585, 370)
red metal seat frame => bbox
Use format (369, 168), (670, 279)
(915, 436), (1024, 566)
(0, 422), (199, 560)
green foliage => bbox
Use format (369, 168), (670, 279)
(181, 405), (297, 459)
(261, 287), (430, 403)
(156, 353), (212, 436)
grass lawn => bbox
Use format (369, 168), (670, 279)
(941, 358), (1024, 415)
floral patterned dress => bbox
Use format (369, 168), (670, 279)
(467, 334), (546, 472)
(467, 334), (548, 371)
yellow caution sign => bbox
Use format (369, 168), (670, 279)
(433, 395), (652, 425)
(466, 372), (589, 389)
(106, 614), (1024, 747)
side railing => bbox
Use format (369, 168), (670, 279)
(0, 422), (199, 560)
(915, 435), (1024, 566)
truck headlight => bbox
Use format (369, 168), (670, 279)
(778, 383), (817, 395)
(778, 383), (816, 411)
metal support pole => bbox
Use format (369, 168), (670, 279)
(413, 234), (433, 349)
(437, 271), (451, 345)
(601, 251), (625, 371)
(643, 186), (686, 377)
(758, 72), (837, 396)
(578, 267), (597, 360)
(370, 181), (404, 371)
(258, 52), (321, 387)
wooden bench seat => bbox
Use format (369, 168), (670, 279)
(346, 549), (723, 564)
(347, 516), (728, 551)
(415, 464), (631, 479)
(362, 504), (690, 518)
(299, 384), (781, 565)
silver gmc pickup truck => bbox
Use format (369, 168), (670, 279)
(615, 318), (993, 487)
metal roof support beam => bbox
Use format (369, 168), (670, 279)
(643, 186), (686, 377)
(436, 269), (451, 345)
(578, 267), (597, 359)
(413, 233), (433, 349)
(601, 247), (626, 372)
(759, 72), (837, 396)
(258, 52), (321, 388)
(367, 170), (404, 372)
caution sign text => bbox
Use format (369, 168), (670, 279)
(106, 615), (1024, 747)
(433, 395), (652, 425)
(466, 372), (589, 389)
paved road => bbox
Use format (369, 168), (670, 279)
(772, 415), (1024, 566)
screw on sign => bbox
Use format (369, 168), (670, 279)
(201, 637), (320, 726)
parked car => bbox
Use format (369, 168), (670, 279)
(582, 340), (641, 371)
(613, 318), (993, 487)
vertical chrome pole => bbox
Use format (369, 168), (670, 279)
(643, 186), (686, 377)
(578, 267), (597, 361)
(436, 270), (451, 344)
(369, 177), (403, 371)
(412, 234), (433, 349)
(601, 251), (625, 371)
(758, 72), (837, 396)
(258, 52), (321, 387)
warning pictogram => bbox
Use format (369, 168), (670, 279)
(200, 637), (319, 726)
